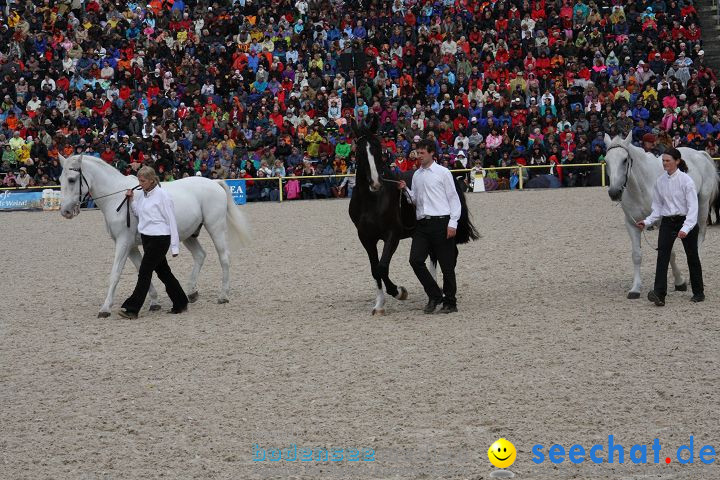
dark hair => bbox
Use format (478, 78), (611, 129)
(665, 147), (688, 172)
(415, 139), (437, 154)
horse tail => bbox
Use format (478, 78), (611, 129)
(217, 180), (251, 249)
(453, 177), (479, 245)
(700, 150), (719, 206)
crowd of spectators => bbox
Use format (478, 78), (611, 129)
(0, 0), (717, 198)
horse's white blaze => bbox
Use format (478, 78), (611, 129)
(366, 144), (381, 191)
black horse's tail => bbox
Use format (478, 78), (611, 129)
(454, 178), (479, 244)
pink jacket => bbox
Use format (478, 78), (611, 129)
(285, 179), (301, 199)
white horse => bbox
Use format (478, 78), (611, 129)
(58, 154), (250, 317)
(604, 132), (718, 298)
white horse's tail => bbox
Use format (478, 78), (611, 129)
(700, 150), (719, 206)
(217, 180), (251, 249)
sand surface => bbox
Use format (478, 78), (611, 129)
(2, 187), (720, 479)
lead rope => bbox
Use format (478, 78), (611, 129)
(115, 185), (143, 228)
(380, 175), (416, 230)
(617, 203), (658, 251)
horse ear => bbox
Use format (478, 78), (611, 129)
(604, 134), (612, 147)
(368, 114), (379, 134)
(58, 154), (66, 167)
(624, 130), (632, 145)
(350, 119), (359, 138)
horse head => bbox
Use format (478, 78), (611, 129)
(604, 131), (634, 201)
(352, 115), (387, 192)
(58, 153), (86, 218)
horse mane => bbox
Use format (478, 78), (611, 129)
(66, 154), (131, 179)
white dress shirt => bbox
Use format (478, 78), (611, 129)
(407, 162), (462, 229)
(131, 186), (180, 255)
(643, 169), (698, 234)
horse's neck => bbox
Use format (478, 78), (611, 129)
(82, 159), (135, 215)
(624, 146), (661, 215)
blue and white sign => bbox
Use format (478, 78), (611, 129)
(225, 179), (247, 205)
(0, 190), (44, 211)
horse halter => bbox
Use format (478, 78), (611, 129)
(67, 156), (140, 226)
(68, 166), (91, 206)
(355, 135), (399, 189)
(606, 144), (633, 191)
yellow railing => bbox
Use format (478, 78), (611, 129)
(243, 163), (608, 200)
(7, 156), (720, 201)
(0, 185), (61, 191)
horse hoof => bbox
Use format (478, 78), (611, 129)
(217, 298), (229, 304)
(675, 283), (688, 292)
(372, 308), (385, 316)
(98, 311), (111, 318)
(396, 286), (408, 301)
(627, 292), (641, 299)
(149, 304), (162, 312)
(188, 292), (199, 303)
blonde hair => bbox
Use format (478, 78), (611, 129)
(137, 166), (159, 187)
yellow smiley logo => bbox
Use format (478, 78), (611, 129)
(488, 438), (517, 469)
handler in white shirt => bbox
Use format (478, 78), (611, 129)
(119, 166), (188, 318)
(398, 139), (462, 314)
(636, 148), (704, 305)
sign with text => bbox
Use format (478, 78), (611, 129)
(0, 190), (44, 211)
(225, 179), (247, 205)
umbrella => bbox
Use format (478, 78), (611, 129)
(526, 174), (562, 189)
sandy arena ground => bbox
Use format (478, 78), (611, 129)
(2, 187), (720, 480)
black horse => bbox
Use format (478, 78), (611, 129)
(349, 117), (478, 314)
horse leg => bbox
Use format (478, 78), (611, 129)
(99, 240), (131, 317)
(674, 204), (711, 292)
(205, 222), (231, 304)
(378, 234), (407, 301)
(360, 235), (385, 315)
(669, 250), (687, 291)
(182, 236), (206, 303)
(427, 253), (438, 283)
(128, 247), (161, 311)
(625, 221), (643, 299)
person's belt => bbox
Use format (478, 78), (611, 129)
(419, 215), (450, 220)
(663, 215), (686, 222)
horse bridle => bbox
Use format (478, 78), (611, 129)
(355, 135), (402, 188)
(606, 144), (633, 192)
(67, 156), (141, 227)
(68, 166), (92, 206)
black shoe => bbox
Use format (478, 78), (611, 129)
(168, 305), (188, 314)
(647, 291), (665, 306)
(436, 304), (458, 314)
(691, 294), (705, 303)
(423, 298), (442, 314)
(118, 308), (138, 319)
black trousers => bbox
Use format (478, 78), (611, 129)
(122, 234), (188, 314)
(654, 216), (703, 298)
(409, 217), (458, 307)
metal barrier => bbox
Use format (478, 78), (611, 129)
(241, 163), (607, 201)
(6, 156), (720, 202)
